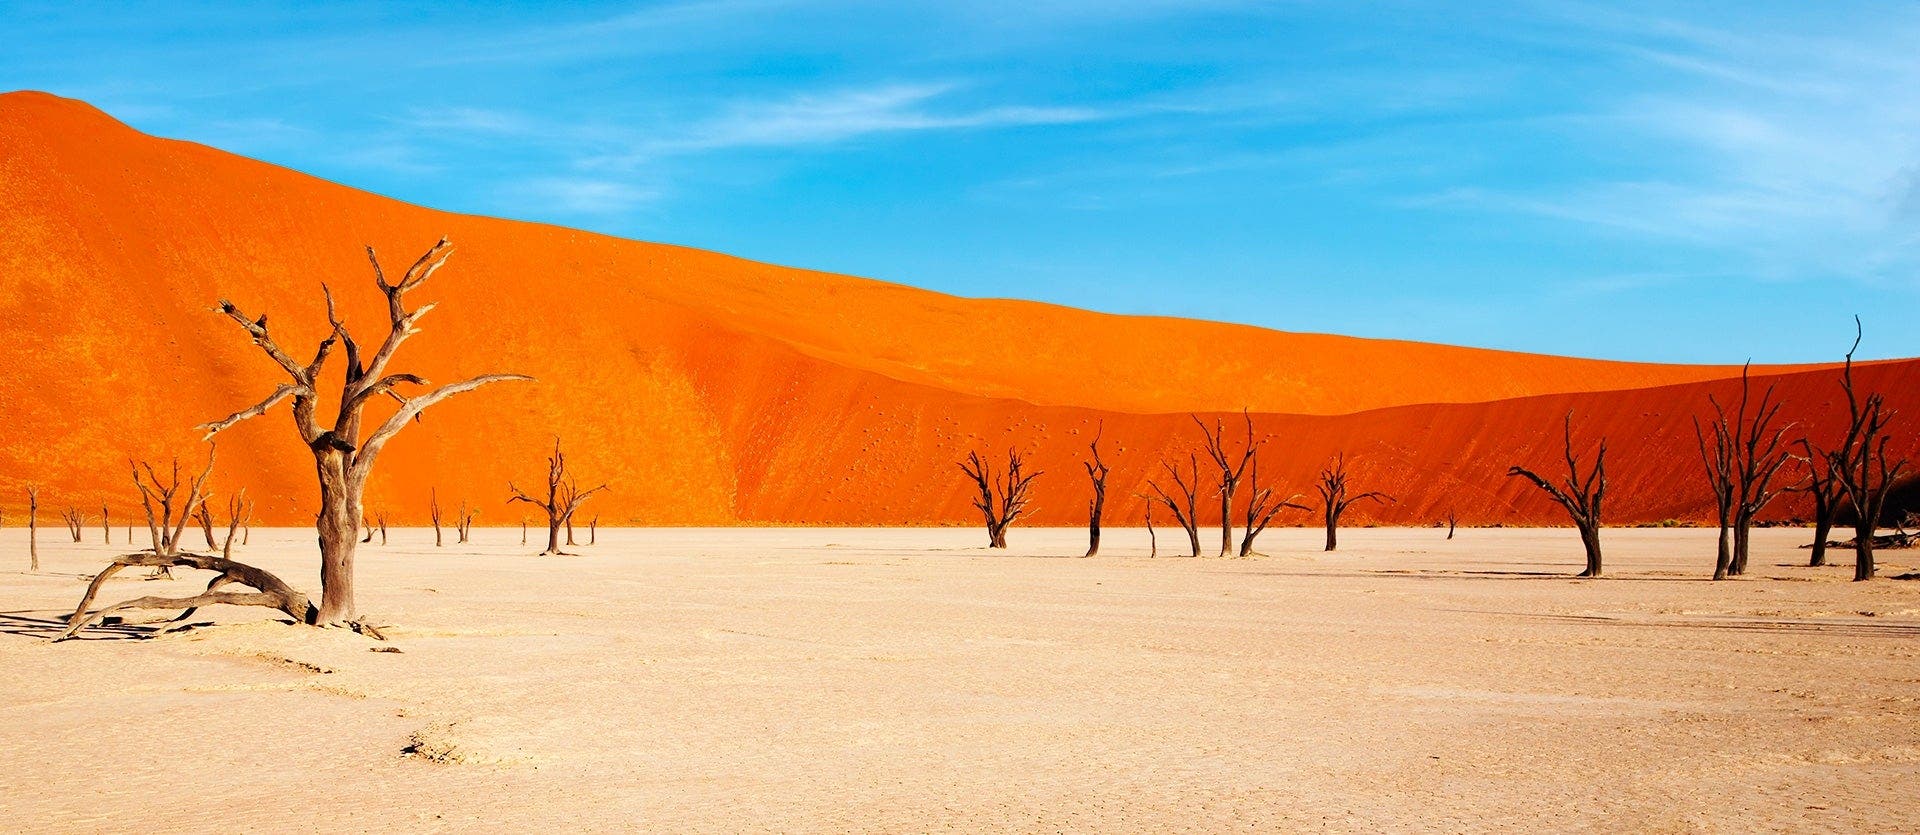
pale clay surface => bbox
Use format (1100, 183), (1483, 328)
(2, 526), (1918, 833)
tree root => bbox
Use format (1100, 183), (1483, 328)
(58, 551), (319, 641)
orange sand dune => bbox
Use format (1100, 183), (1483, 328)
(0, 90), (1910, 529)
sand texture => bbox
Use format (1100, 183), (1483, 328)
(3, 526), (1918, 832)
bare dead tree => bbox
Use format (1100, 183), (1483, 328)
(457, 502), (476, 544)
(61, 508), (83, 543)
(1194, 411), (1260, 556)
(222, 489), (250, 560)
(430, 489), (444, 547)
(1446, 509), (1457, 540)
(194, 500), (218, 551)
(1142, 499), (1158, 558)
(1820, 319), (1909, 581)
(509, 438), (609, 556)
(100, 505), (110, 544)
(1083, 423), (1111, 557)
(1695, 410), (1737, 580)
(1702, 364), (1795, 577)
(1239, 456), (1305, 557)
(566, 511), (577, 546)
(376, 512), (389, 546)
(589, 515), (598, 546)
(957, 448), (1042, 548)
(1791, 438), (1846, 567)
(360, 518), (375, 544)
(1147, 454), (1203, 557)
(1314, 453), (1393, 552)
(520, 515), (528, 545)
(26, 487), (38, 571)
(1508, 412), (1607, 577)
(133, 236), (531, 630)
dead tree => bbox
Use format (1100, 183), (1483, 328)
(86, 236), (535, 630)
(509, 438), (609, 556)
(100, 505), (110, 544)
(1143, 500), (1158, 557)
(457, 502), (476, 544)
(1820, 320), (1909, 581)
(1508, 412), (1607, 577)
(26, 487), (38, 572)
(957, 448), (1041, 548)
(1314, 453), (1393, 552)
(1695, 411), (1737, 580)
(1791, 438), (1846, 567)
(194, 501), (218, 551)
(1701, 364), (1794, 577)
(1194, 411), (1261, 556)
(62, 508), (83, 542)
(520, 515), (528, 545)
(430, 489), (444, 547)
(1083, 423), (1111, 557)
(1147, 454), (1203, 557)
(1446, 510), (1457, 540)
(360, 518), (375, 544)
(1239, 457), (1305, 556)
(376, 512), (389, 546)
(589, 516), (598, 545)
(222, 489), (250, 560)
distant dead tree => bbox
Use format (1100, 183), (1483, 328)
(589, 516), (599, 545)
(957, 448), (1041, 549)
(1696, 364), (1792, 579)
(1142, 499), (1158, 558)
(61, 508), (83, 543)
(1314, 453), (1392, 552)
(222, 489), (250, 560)
(509, 438), (609, 556)
(1239, 457), (1304, 557)
(194, 501), (218, 551)
(1508, 412), (1607, 578)
(1697, 412), (1736, 580)
(520, 515), (528, 546)
(1816, 320), (1909, 581)
(360, 517), (375, 544)
(457, 502), (476, 544)
(26, 487), (38, 571)
(63, 237), (530, 636)
(1194, 412), (1261, 556)
(100, 505), (110, 544)
(375, 512), (389, 546)
(1147, 454), (1203, 557)
(1083, 423), (1111, 557)
(1445, 509), (1458, 540)
(1791, 438), (1846, 567)
(429, 489), (444, 547)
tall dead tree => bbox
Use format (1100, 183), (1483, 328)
(222, 489), (250, 560)
(457, 502), (476, 544)
(1696, 411), (1737, 580)
(1697, 363), (1793, 578)
(26, 487), (38, 571)
(1194, 412), (1260, 556)
(1239, 457), (1304, 557)
(1083, 423), (1111, 557)
(1445, 510), (1457, 540)
(1792, 438), (1846, 567)
(430, 489), (444, 547)
(62, 508), (83, 542)
(67, 237), (531, 632)
(509, 438), (609, 556)
(1147, 454), (1203, 557)
(194, 501), (218, 551)
(1820, 320), (1908, 581)
(957, 448), (1041, 549)
(1143, 500), (1158, 557)
(1314, 454), (1392, 552)
(1508, 412), (1607, 578)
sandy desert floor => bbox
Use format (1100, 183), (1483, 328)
(2, 525), (1918, 833)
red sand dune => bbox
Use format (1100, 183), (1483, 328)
(1, 90), (1913, 529)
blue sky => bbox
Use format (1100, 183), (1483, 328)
(4, 1), (1918, 362)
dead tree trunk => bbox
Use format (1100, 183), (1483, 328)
(1793, 438), (1845, 567)
(430, 489), (443, 547)
(1240, 457), (1304, 557)
(458, 503), (476, 543)
(958, 448), (1042, 548)
(1195, 411), (1260, 557)
(1816, 319), (1909, 581)
(520, 516), (528, 545)
(26, 487), (38, 572)
(377, 512), (389, 546)
(195, 501), (218, 551)
(222, 489), (250, 560)
(1726, 364), (1792, 576)
(1083, 423), (1111, 557)
(1148, 454), (1203, 557)
(1696, 409), (1736, 580)
(1446, 510), (1457, 540)
(1144, 501), (1158, 557)
(509, 438), (608, 556)
(192, 237), (531, 625)
(62, 508), (83, 543)
(589, 516), (598, 546)
(1508, 412), (1607, 577)
(101, 505), (110, 544)
(1314, 453), (1392, 552)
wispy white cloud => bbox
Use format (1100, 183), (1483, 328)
(513, 177), (662, 214)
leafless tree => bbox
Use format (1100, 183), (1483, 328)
(1696, 411), (1737, 580)
(1082, 423), (1111, 557)
(194, 500), (218, 551)
(1791, 438), (1846, 567)
(520, 515), (528, 546)
(1194, 411), (1261, 556)
(1142, 499), (1158, 558)
(26, 487), (38, 571)
(376, 512), (389, 546)
(1240, 457), (1305, 556)
(1314, 453), (1392, 552)
(61, 508), (83, 543)
(1816, 320), (1909, 581)
(958, 448), (1041, 548)
(1698, 364), (1793, 578)
(222, 489), (251, 560)
(457, 502), (476, 544)
(429, 489), (444, 547)
(589, 516), (598, 546)
(509, 438), (609, 555)
(1147, 454), (1203, 557)
(1446, 509), (1457, 540)
(1508, 412), (1607, 578)
(78, 237), (532, 632)
(100, 505), (110, 544)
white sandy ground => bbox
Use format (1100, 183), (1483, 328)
(1, 526), (1918, 833)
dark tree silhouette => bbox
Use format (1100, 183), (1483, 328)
(1143, 499), (1158, 558)
(430, 489), (444, 547)
(1508, 412), (1607, 577)
(1445, 510), (1457, 540)
(1194, 412), (1260, 556)
(1083, 423), (1111, 557)
(1700, 365), (1793, 577)
(1147, 454), (1203, 557)
(62, 508), (83, 543)
(957, 448), (1041, 548)
(1791, 438), (1846, 567)
(457, 501), (476, 544)
(1239, 457), (1304, 557)
(1696, 410), (1737, 580)
(509, 438), (609, 556)
(1815, 320), (1909, 581)
(222, 489), (251, 560)
(25, 487), (37, 571)
(1314, 453), (1392, 552)
(100, 505), (110, 544)
(193, 237), (530, 626)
